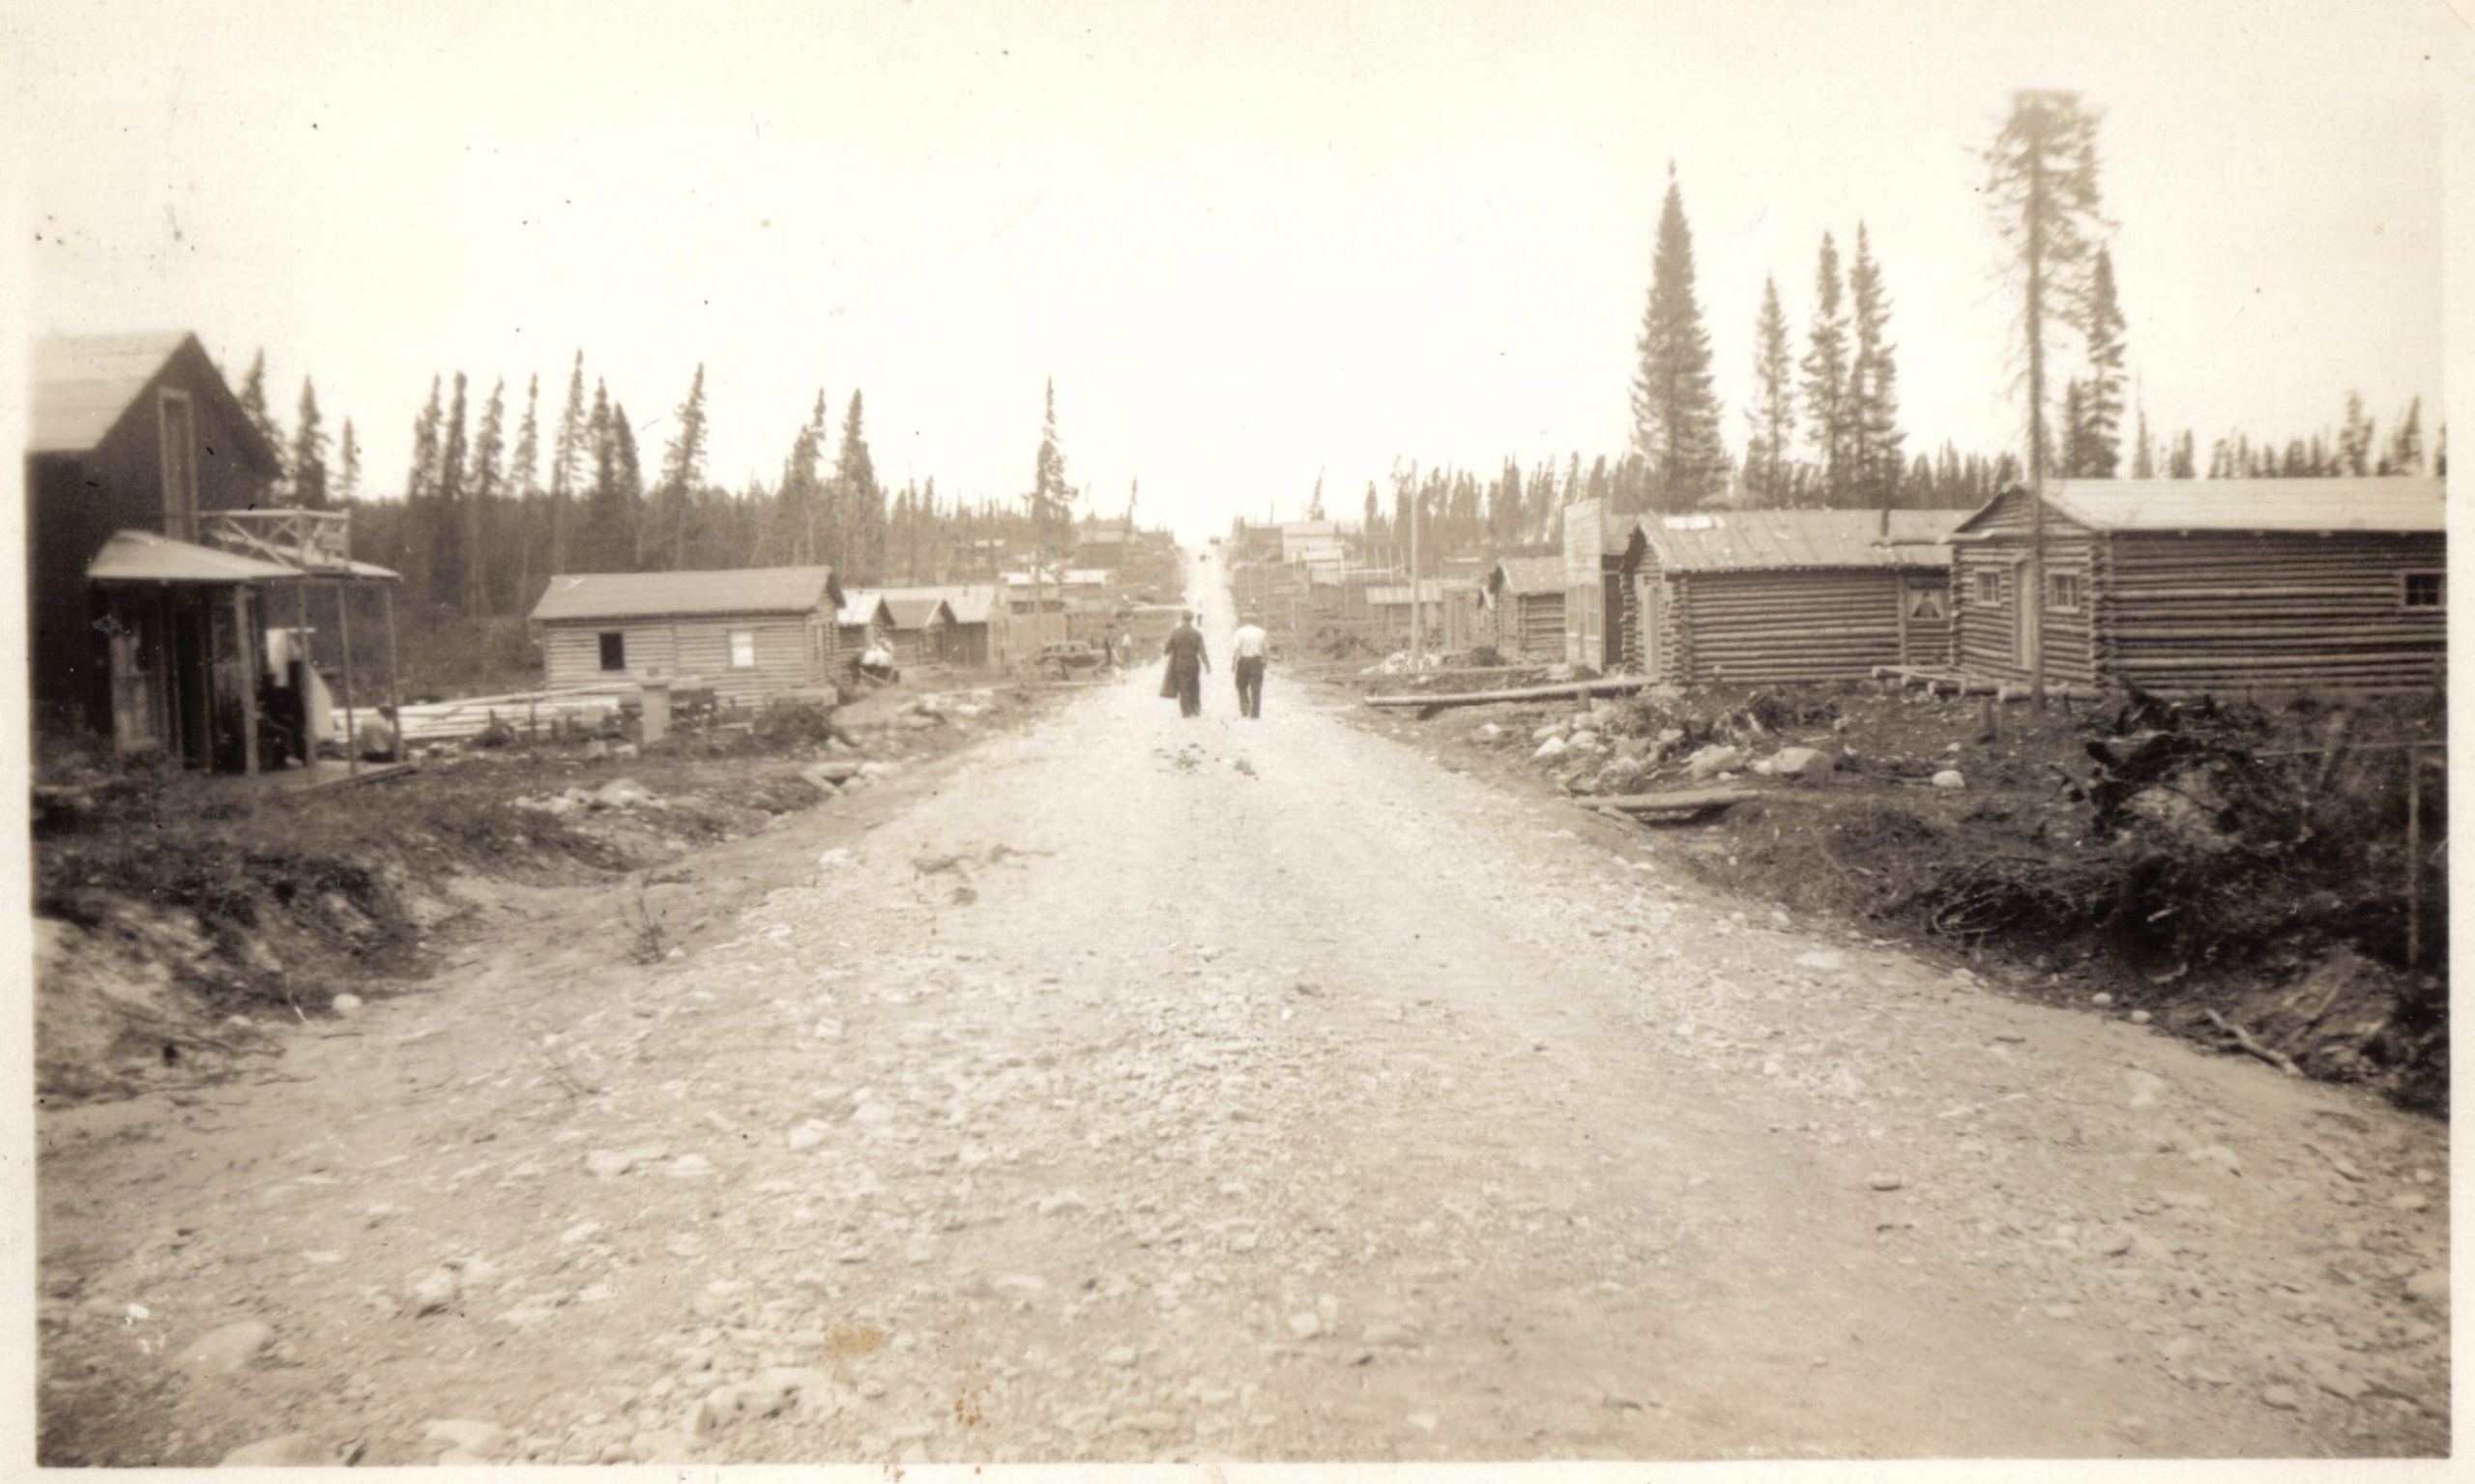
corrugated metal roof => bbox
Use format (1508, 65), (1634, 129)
(1639, 509), (1966, 572)
(882, 595), (952, 629)
(1493, 556), (1564, 594)
(87, 530), (301, 584)
(2031, 478), (2447, 534)
(532, 566), (838, 623)
(29, 332), (280, 472)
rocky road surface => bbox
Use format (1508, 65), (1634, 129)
(36, 551), (2449, 1465)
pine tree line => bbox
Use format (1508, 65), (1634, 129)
(229, 352), (1111, 623)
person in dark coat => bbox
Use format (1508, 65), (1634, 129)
(1162, 611), (1209, 717)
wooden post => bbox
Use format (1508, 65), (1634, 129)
(336, 582), (359, 777)
(2405, 743), (2424, 970)
(1895, 578), (1912, 666)
(382, 583), (404, 763)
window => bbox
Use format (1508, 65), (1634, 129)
(2403, 571), (2445, 610)
(598, 631), (626, 671)
(2048, 571), (2084, 612)
(1907, 585), (1948, 621)
(1973, 569), (2004, 607)
(728, 629), (758, 669)
(158, 390), (198, 539)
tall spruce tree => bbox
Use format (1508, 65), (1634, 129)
(838, 390), (882, 582)
(1987, 88), (2109, 704)
(1031, 378), (1069, 563)
(2071, 247), (2127, 477)
(549, 351), (587, 573)
(2339, 392), (2375, 477)
(1628, 165), (1727, 509)
(431, 372), (470, 610)
(467, 378), (506, 616)
(1800, 233), (1850, 506)
(652, 364), (711, 570)
(335, 419), (362, 503)
(1746, 275), (1796, 508)
(2382, 396), (2424, 475)
(407, 376), (444, 502)
(290, 379), (330, 510)
(1846, 223), (1905, 504)
(237, 349), (289, 499)
(507, 376), (540, 611)
(2131, 405), (2156, 479)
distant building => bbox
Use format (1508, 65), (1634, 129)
(878, 592), (956, 667)
(531, 567), (845, 703)
(1949, 479), (2446, 695)
(1485, 556), (1567, 661)
(1279, 519), (1347, 567)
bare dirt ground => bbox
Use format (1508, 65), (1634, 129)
(36, 551), (2448, 1466)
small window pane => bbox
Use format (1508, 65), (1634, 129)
(1974, 571), (2003, 607)
(598, 631), (626, 671)
(729, 629), (757, 668)
(2404, 572), (2445, 609)
(2048, 572), (2083, 612)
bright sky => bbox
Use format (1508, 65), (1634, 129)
(9, 0), (2464, 542)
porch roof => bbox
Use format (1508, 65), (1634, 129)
(87, 530), (301, 585)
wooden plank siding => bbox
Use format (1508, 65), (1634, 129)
(1492, 592), (1564, 659)
(540, 613), (827, 705)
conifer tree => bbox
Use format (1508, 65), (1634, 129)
(2339, 392), (2375, 477)
(651, 364), (711, 570)
(237, 349), (289, 497)
(335, 419), (362, 504)
(2071, 248), (2127, 477)
(1746, 275), (1796, 508)
(1628, 165), (1727, 509)
(2131, 405), (2156, 479)
(1307, 471), (1325, 522)
(2169, 429), (2196, 480)
(407, 376), (444, 502)
(2382, 396), (2424, 475)
(1800, 233), (1850, 506)
(838, 390), (883, 582)
(507, 376), (540, 610)
(290, 379), (330, 510)
(549, 351), (587, 574)
(467, 378), (506, 616)
(1030, 379), (1069, 564)
(431, 371), (470, 610)
(1846, 223), (1906, 504)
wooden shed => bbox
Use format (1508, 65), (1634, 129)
(879, 592), (955, 666)
(931, 586), (1003, 668)
(1949, 479), (2447, 695)
(1485, 556), (1567, 660)
(531, 565), (844, 704)
(1628, 509), (1965, 685)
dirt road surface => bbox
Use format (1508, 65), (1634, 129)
(37, 551), (2449, 1466)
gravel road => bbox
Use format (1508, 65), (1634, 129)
(36, 551), (2448, 1466)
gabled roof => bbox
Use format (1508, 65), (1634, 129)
(532, 566), (841, 623)
(1638, 509), (1965, 572)
(881, 584), (999, 624)
(836, 588), (892, 626)
(1958, 478), (2447, 536)
(882, 595), (954, 629)
(87, 530), (301, 584)
(1492, 555), (1565, 594)
(30, 332), (282, 473)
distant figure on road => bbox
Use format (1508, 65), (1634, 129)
(1162, 611), (1209, 717)
(1232, 614), (1269, 719)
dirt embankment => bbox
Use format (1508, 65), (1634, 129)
(1341, 676), (2448, 1114)
(32, 686), (1051, 1106)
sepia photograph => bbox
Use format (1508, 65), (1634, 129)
(6, 0), (2464, 1474)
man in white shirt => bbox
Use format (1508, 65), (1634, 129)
(1231, 614), (1270, 719)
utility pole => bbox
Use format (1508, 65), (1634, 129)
(1409, 481), (1424, 669)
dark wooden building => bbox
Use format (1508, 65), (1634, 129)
(1948, 479), (2446, 695)
(879, 592), (956, 667)
(1626, 509), (1965, 685)
(27, 333), (403, 773)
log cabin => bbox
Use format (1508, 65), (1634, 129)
(1484, 555), (1567, 661)
(1627, 509), (1965, 685)
(531, 566), (845, 704)
(1948, 479), (2447, 696)
(878, 592), (956, 667)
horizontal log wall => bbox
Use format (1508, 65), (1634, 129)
(1658, 568), (1936, 686)
(2101, 529), (2444, 692)
(1951, 531), (2099, 686)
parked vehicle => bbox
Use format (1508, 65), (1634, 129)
(1035, 641), (1106, 680)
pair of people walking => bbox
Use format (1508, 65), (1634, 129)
(1159, 611), (1270, 718)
